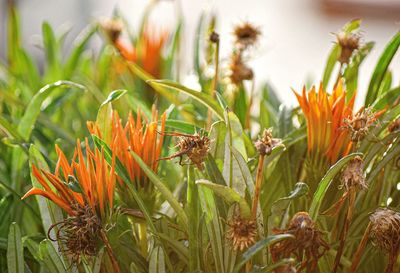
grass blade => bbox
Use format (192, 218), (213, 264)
(7, 223), (24, 273)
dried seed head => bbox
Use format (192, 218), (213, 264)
(100, 19), (123, 43)
(226, 215), (257, 251)
(369, 208), (400, 254)
(388, 118), (400, 133)
(159, 133), (210, 170)
(341, 156), (367, 191)
(209, 31), (220, 44)
(233, 22), (261, 49)
(49, 203), (101, 264)
(336, 31), (361, 64)
(342, 107), (378, 142)
(255, 128), (283, 156)
(271, 212), (329, 271)
(228, 54), (254, 85)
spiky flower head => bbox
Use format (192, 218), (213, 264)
(336, 31), (361, 64)
(255, 128), (283, 156)
(341, 156), (367, 191)
(226, 215), (257, 251)
(228, 54), (254, 85)
(271, 212), (329, 271)
(369, 208), (400, 254)
(342, 107), (384, 142)
(159, 132), (210, 170)
(233, 22), (261, 49)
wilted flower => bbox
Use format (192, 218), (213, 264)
(209, 31), (220, 44)
(336, 31), (361, 64)
(342, 107), (384, 142)
(226, 215), (257, 251)
(388, 117), (400, 133)
(233, 22), (261, 49)
(271, 212), (329, 271)
(158, 132), (210, 170)
(22, 140), (116, 264)
(341, 156), (367, 191)
(228, 54), (254, 85)
(255, 128), (283, 156)
(369, 208), (400, 254)
(100, 18), (124, 43)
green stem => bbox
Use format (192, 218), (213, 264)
(207, 36), (220, 130)
(139, 222), (148, 257)
(187, 166), (200, 271)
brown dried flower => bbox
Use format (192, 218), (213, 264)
(388, 118), (400, 133)
(336, 31), (361, 64)
(341, 156), (367, 191)
(369, 208), (400, 254)
(228, 54), (254, 85)
(49, 203), (101, 264)
(100, 19), (123, 43)
(271, 212), (329, 271)
(226, 215), (257, 251)
(233, 22), (261, 49)
(342, 107), (383, 142)
(209, 31), (220, 44)
(255, 128), (283, 156)
(158, 132), (210, 170)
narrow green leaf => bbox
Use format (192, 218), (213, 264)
(39, 239), (67, 273)
(232, 234), (294, 273)
(149, 246), (166, 273)
(148, 79), (224, 120)
(309, 153), (362, 220)
(7, 222), (24, 273)
(128, 150), (188, 229)
(196, 179), (251, 219)
(251, 258), (295, 273)
(366, 32), (400, 105)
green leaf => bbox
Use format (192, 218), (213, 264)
(148, 79), (224, 120)
(163, 119), (201, 134)
(18, 80), (86, 141)
(96, 89), (127, 143)
(7, 223), (24, 273)
(309, 153), (362, 220)
(372, 86), (400, 110)
(39, 239), (67, 273)
(366, 32), (400, 105)
(322, 45), (340, 88)
(42, 22), (61, 78)
(196, 179), (251, 219)
(232, 234), (294, 273)
(149, 246), (166, 273)
(64, 25), (97, 78)
(128, 150), (188, 229)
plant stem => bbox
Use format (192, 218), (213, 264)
(349, 222), (371, 273)
(385, 250), (399, 273)
(252, 154), (265, 219)
(334, 62), (344, 87)
(139, 222), (148, 257)
(187, 166), (200, 271)
(207, 36), (220, 130)
(332, 188), (356, 273)
(100, 229), (121, 273)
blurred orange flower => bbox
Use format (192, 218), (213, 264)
(115, 28), (168, 79)
(22, 139), (116, 218)
(293, 81), (354, 165)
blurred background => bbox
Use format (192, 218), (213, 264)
(1, 0), (400, 106)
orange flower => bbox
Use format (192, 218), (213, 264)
(293, 81), (354, 164)
(89, 106), (166, 187)
(115, 27), (168, 78)
(22, 139), (116, 218)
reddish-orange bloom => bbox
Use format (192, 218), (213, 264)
(88, 107), (166, 187)
(293, 81), (354, 164)
(22, 139), (116, 218)
(115, 28), (168, 79)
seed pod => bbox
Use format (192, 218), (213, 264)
(336, 31), (360, 64)
(254, 128), (283, 156)
(369, 208), (400, 254)
(233, 22), (261, 49)
(341, 156), (367, 191)
(226, 215), (257, 251)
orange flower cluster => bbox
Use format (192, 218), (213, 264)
(293, 81), (354, 164)
(88, 107), (166, 187)
(115, 28), (168, 78)
(22, 140), (116, 218)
